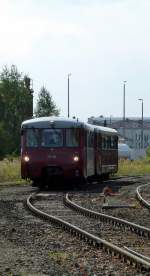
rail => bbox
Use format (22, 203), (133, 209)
(27, 192), (150, 272)
(64, 193), (150, 238)
(136, 183), (150, 209)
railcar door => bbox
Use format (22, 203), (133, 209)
(86, 131), (95, 176)
(96, 132), (102, 175)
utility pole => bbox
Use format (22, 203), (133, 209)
(123, 81), (127, 139)
(138, 99), (144, 148)
(67, 73), (71, 118)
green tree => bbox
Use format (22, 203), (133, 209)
(0, 65), (33, 158)
(0, 123), (12, 158)
(34, 86), (60, 117)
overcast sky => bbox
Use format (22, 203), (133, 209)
(0, 0), (150, 121)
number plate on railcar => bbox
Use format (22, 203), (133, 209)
(46, 167), (63, 176)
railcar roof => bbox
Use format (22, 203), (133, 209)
(21, 117), (117, 135)
(91, 124), (117, 135)
(21, 117), (84, 128)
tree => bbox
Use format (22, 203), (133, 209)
(0, 65), (33, 158)
(0, 122), (12, 158)
(34, 86), (60, 117)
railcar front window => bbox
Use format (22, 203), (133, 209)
(26, 129), (39, 147)
(66, 129), (79, 147)
(41, 129), (63, 147)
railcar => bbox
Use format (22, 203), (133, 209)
(21, 117), (118, 186)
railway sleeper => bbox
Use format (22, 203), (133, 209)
(65, 194), (150, 241)
(122, 256), (127, 263)
(28, 194), (150, 273)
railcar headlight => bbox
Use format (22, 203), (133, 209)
(24, 155), (30, 162)
(73, 156), (79, 162)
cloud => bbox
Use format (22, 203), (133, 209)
(0, 8), (85, 59)
(0, 0), (150, 119)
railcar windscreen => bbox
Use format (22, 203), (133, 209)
(66, 129), (79, 147)
(26, 129), (40, 147)
(26, 128), (80, 148)
(41, 129), (63, 147)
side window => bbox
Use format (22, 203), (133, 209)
(107, 136), (111, 148)
(102, 136), (106, 149)
(66, 129), (80, 147)
(111, 136), (116, 149)
(26, 129), (39, 147)
(101, 135), (118, 149)
(115, 136), (118, 149)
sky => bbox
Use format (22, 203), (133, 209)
(0, 0), (150, 122)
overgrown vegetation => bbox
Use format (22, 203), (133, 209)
(0, 158), (150, 184)
(0, 158), (23, 183)
(117, 159), (150, 176)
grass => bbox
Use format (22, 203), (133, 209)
(0, 157), (150, 184)
(0, 158), (25, 184)
(117, 159), (150, 176)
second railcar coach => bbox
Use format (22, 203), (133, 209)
(21, 117), (118, 187)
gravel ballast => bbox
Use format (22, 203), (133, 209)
(0, 177), (150, 275)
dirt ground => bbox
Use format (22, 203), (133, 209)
(0, 176), (150, 276)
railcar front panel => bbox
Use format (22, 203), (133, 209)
(22, 148), (84, 179)
(21, 126), (85, 182)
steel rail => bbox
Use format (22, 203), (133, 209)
(136, 183), (150, 209)
(27, 192), (150, 272)
(64, 193), (150, 238)
(124, 246), (150, 263)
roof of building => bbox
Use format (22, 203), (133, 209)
(88, 116), (150, 122)
(88, 116), (150, 129)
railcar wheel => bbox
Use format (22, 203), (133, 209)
(70, 177), (87, 187)
(32, 179), (40, 187)
(102, 173), (110, 180)
(33, 179), (46, 189)
(78, 177), (87, 185)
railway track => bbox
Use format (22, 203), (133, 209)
(65, 193), (150, 238)
(27, 190), (150, 273)
(136, 183), (150, 209)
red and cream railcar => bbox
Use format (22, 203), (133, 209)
(21, 117), (118, 186)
